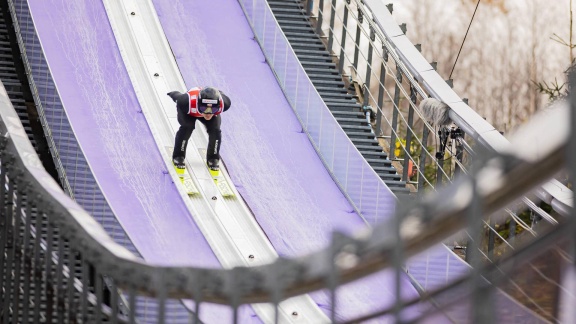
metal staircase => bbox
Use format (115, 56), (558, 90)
(267, 0), (409, 193)
(0, 12), (33, 144)
(0, 1), (58, 182)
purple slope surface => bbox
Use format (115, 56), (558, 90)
(27, 0), (218, 267)
(152, 0), (423, 321)
(26, 1), (260, 322)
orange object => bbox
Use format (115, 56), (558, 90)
(407, 160), (417, 178)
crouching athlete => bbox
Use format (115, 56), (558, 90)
(167, 86), (231, 176)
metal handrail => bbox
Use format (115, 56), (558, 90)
(359, 0), (572, 216)
(307, 0), (557, 249)
(0, 74), (570, 308)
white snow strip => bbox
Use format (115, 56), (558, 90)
(101, 0), (329, 322)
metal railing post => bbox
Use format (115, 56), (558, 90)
(11, 185), (25, 324)
(435, 151), (445, 186)
(363, 27), (375, 107)
(569, 71), (576, 263)
(32, 205), (43, 324)
(44, 212), (55, 323)
(158, 292), (167, 324)
(469, 174), (494, 323)
(55, 235), (66, 324)
(0, 156), (8, 306)
(128, 287), (136, 323)
(487, 218), (495, 260)
(352, 9), (363, 71)
(81, 261), (90, 322)
(402, 86), (416, 182)
(316, 0), (325, 35)
(3, 172), (16, 324)
(337, 0), (350, 75)
(375, 48), (388, 135)
(392, 201), (405, 322)
(389, 68), (402, 159)
(417, 128), (429, 191)
(508, 218), (516, 243)
(453, 129), (465, 176)
(95, 267), (103, 323)
(306, 0), (314, 17)
(66, 249), (76, 322)
(327, 0), (336, 53)
(21, 199), (33, 324)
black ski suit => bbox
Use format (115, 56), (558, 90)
(167, 90), (231, 162)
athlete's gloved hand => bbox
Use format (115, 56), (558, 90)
(167, 91), (181, 102)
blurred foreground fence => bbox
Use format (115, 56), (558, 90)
(1, 59), (575, 322)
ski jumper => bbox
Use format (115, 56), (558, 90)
(168, 87), (231, 162)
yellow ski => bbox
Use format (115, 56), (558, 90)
(199, 149), (235, 197)
(165, 147), (199, 196)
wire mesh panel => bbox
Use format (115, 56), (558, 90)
(239, 0), (398, 225)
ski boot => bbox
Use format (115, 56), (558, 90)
(207, 158), (220, 178)
(173, 156), (186, 181)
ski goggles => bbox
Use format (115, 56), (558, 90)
(199, 99), (218, 114)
